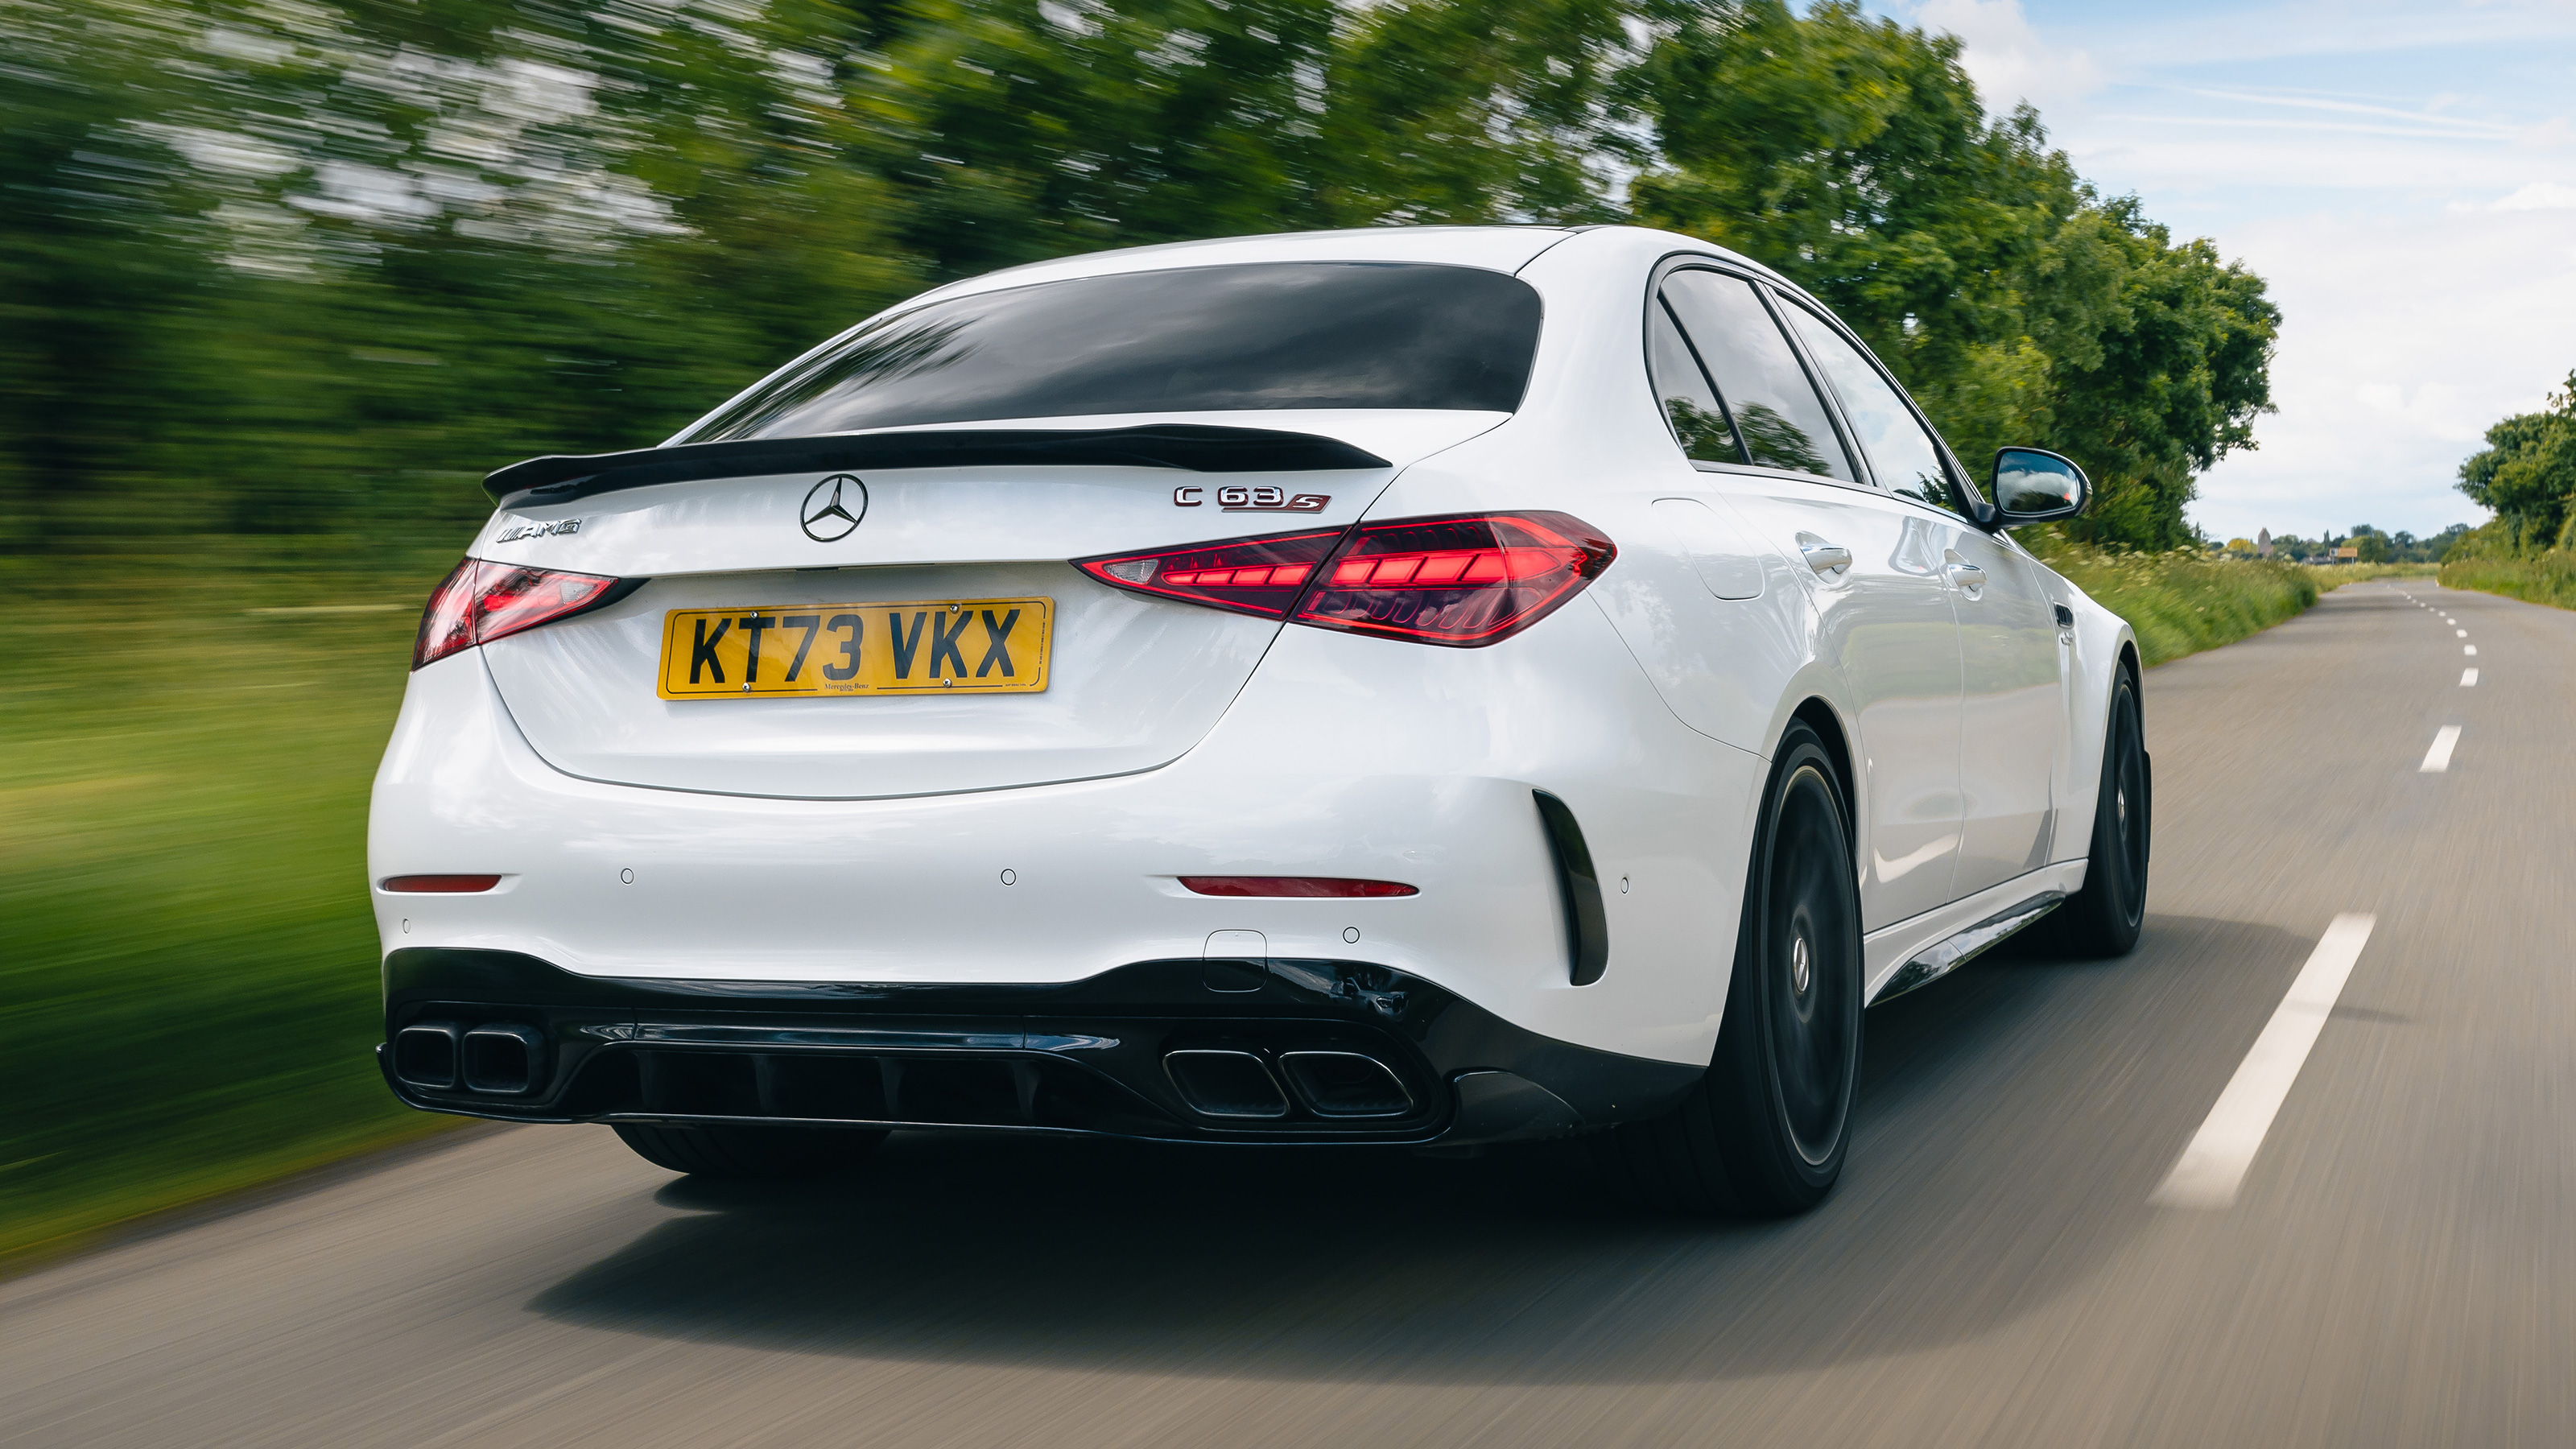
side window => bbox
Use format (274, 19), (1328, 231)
(1646, 299), (1745, 464)
(1782, 302), (1958, 512)
(1660, 270), (1857, 483)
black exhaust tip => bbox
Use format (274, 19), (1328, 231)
(392, 1021), (463, 1089)
(1163, 1050), (1290, 1119)
(460, 1022), (547, 1095)
(1278, 1051), (1414, 1117)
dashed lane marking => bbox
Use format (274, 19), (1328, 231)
(2152, 914), (2378, 1211)
(2420, 725), (2462, 774)
(2462, 668), (2479, 686)
(2465, 645), (2478, 656)
(2456, 630), (2468, 638)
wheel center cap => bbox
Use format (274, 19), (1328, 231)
(1791, 935), (1811, 995)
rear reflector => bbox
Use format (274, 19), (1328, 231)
(1077, 512), (1612, 647)
(413, 559), (633, 670)
(1179, 877), (1418, 898)
(382, 875), (502, 893)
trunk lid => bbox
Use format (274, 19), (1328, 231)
(469, 411), (1496, 799)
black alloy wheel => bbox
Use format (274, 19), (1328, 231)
(2040, 667), (2149, 959)
(1594, 720), (1862, 1216)
(613, 1122), (887, 1179)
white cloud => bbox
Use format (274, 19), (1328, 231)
(2491, 180), (2576, 208)
(1912, 0), (2105, 114)
(2188, 206), (2576, 540)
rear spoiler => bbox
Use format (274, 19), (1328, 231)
(482, 424), (1394, 507)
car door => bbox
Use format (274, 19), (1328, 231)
(1776, 297), (2065, 901)
(1655, 266), (1966, 931)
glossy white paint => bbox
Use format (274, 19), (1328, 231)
(370, 222), (2136, 1069)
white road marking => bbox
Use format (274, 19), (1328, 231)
(2462, 668), (2479, 686)
(2456, 629), (2467, 638)
(2465, 644), (2477, 656)
(2420, 725), (2462, 773)
(2153, 914), (2378, 1211)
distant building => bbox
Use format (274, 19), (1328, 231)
(2256, 527), (2273, 559)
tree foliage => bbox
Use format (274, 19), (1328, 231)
(1, 0), (2276, 555)
(2455, 372), (2576, 554)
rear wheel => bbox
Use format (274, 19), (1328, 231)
(2041, 667), (2149, 959)
(1594, 722), (1862, 1216)
(613, 1122), (886, 1179)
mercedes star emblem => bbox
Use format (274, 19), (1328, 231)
(799, 474), (868, 542)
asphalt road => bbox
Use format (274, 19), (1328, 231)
(9, 580), (2573, 1449)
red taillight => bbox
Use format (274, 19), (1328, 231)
(1077, 512), (1614, 647)
(382, 874), (502, 893)
(1179, 876), (1420, 898)
(411, 559), (627, 670)
(1075, 528), (1344, 618)
(1296, 511), (1613, 646)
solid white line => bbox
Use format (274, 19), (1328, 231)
(2462, 668), (2479, 686)
(2464, 644), (2477, 656)
(2152, 914), (2378, 1210)
(2420, 725), (2462, 773)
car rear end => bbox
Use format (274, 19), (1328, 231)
(369, 233), (1725, 1148)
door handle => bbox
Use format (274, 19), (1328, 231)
(1802, 542), (1853, 576)
(1946, 560), (1986, 597)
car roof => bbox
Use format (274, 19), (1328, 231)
(902, 224), (1794, 309)
(899, 225), (1577, 307)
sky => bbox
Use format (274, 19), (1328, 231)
(1871, 0), (2576, 544)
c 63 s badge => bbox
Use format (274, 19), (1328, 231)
(1174, 485), (1329, 512)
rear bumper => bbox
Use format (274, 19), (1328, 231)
(381, 947), (1700, 1146)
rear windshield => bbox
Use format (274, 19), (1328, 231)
(674, 262), (1543, 443)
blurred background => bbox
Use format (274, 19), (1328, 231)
(1, 0), (2302, 1261)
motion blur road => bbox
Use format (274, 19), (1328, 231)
(8, 580), (2572, 1449)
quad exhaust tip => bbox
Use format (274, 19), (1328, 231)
(393, 1020), (545, 1096)
(1162, 1047), (1414, 1120)
(1162, 1050), (1290, 1119)
(1277, 1051), (1414, 1117)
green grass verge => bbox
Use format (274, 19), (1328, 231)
(0, 541), (468, 1269)
(2438, 554), (2576, 610)
(2021, 532), (2326, 666)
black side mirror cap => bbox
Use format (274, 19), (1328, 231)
(1988, 447), (2090, 527)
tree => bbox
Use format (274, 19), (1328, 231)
(0, 0), (2277, 559)
(1620, 2), (2277, 550)
(2457, 372), (2576, 552)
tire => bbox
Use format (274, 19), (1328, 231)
(613, 1122), (887, 1179)
(2040, 667), (2150, 959)
(1593, 721), (1864, 1217)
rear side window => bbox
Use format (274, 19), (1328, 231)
(1782, 303), (1958, 512)
(675, 262), (1545, 443)
(1647, 300), (1744, 464)
(1659, 270), (1856, 483)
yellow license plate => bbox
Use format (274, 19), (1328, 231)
(657, 597), (1053, 700)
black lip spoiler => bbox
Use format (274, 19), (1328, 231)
(481, 424), (1395, 506)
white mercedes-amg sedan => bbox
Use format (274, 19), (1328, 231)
(370, 224), (2148, 1216)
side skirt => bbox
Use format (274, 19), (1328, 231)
(1868, 891), (2064, 1005)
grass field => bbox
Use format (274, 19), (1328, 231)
(2023, 534), (2328, 667)
(0, 542), (467, 1267)
(0, 524), (2351, 1267)
(2438, 554), (2576, 611)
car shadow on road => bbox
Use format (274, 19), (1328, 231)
(526, 912), (2316, 1386)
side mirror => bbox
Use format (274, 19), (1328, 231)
(1987, 447), (2090, 526)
